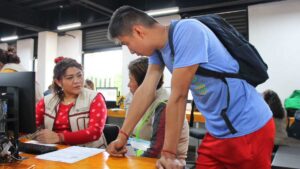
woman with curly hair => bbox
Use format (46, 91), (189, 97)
(0, 47), (42, 103)
(0, 47), (25, 72)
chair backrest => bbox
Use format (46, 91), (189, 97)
(103, 124), (119, 145)
(188, 99), (206, 139)
(189, 100), (196, 127)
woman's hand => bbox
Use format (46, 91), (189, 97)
(35, 129), (60, 144)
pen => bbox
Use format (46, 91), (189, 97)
(27, 164), (36, 169)
(20, 126), (44, 140)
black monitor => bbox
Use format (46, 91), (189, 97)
(96, 87), (118, 108)
(0, 72), (36, 133)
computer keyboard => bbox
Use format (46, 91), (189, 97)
(18, 142), (58, 155)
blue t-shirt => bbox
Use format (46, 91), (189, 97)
(149, 19), (272, 138)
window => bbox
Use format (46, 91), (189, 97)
(84, 48), (123, 93)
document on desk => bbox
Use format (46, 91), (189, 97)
(36, 146), (105, 163)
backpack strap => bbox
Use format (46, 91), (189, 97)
(168, 20), (237, 134)
(156, 50), (165, 66)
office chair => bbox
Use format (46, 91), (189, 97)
(189, 100), (206, 140)
(103, 124), (119, 145)
(186, 100), (206, 169)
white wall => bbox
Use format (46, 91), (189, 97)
(249, 1), (300, 100)
(0, 43), (8, 50)
(121, 47), (139, 95)
(121, 14), (180, 95)
(57, 30), (82, 63)
(37, 31), (58, 91)
(17, 39), (34, 71)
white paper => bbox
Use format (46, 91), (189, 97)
(128, 138), (150, 151)
(36, 146), (105, 163)
(25, 140), (56, 147)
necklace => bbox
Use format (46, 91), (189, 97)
(62, 98), (76, 105)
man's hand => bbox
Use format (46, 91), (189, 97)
(156, 155), (185, 169)
(106, 138), (128, 157)
(35, 129), (60, 144)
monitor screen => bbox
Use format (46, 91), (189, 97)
(96, 87), (118, 109)
(97, 87), (118, 102)
(0, 72), (36, 133)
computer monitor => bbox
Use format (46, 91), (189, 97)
(96, 87), (118, 108)
(0, 72), (36, 133)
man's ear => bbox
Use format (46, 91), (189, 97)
(132, 25), (146, 39)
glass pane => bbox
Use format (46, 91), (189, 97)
(84, 48), (123, 94)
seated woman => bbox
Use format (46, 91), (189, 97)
(263, 89), (300, 147)
(0, 48), (42, 103)
(127, 57), (189, 162)
(35, 57), (107, 148)
(84, 79), (95, 90)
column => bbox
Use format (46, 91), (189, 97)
(0, 43), (8, 50)
(57, 30), (82, 63)
(17, 38), (34, 71)
(37, 31), (58, 91)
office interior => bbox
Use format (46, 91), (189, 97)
(0, 0), (299, 168)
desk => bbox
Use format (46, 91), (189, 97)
(272, 146), (300, 169)
(185, 111), (205, 123)
(1, 145), (156, 169)
(108, 109), (205, 123)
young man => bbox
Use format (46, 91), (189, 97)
(106, 5), (275, 169)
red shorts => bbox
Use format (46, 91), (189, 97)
(196, 119), (275, 169)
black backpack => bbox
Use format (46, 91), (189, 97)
(167, 14), (269, 87)
(157, 14), (269, 134)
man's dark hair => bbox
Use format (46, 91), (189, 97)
(128, 57), (163, 90)
(263, 89), (285, 119)
(108, 5), (158, 42)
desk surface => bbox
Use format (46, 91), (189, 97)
(108, 109), (205, 123)
(1, 145), (156, 169)
(272, 146), (300, 169)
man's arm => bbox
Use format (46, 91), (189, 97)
(122, 64), (163, 133)
(162, 64), (199, 155)
(116, 64), (164, 145)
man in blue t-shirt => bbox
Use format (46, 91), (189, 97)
(106, 6), (275, 169)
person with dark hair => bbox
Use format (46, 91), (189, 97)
(263, 89), (300, 147)
(35, 57), (108, 148)
(127, 57), (189, 162)
(84, 79), (95, 90)
(0, 47), (43, 104)
(0, 47), (24, 72)
(106, 6), (275, 169)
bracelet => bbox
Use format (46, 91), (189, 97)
(119, 130), (129, 140)
(161, 149), (177, 157)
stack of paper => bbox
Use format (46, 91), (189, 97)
(36, 146), (105, 163)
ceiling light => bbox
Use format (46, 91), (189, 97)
(57, 22), (81, 30)
(146, 7), (179, 17)
(1, 35), (18, 42)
